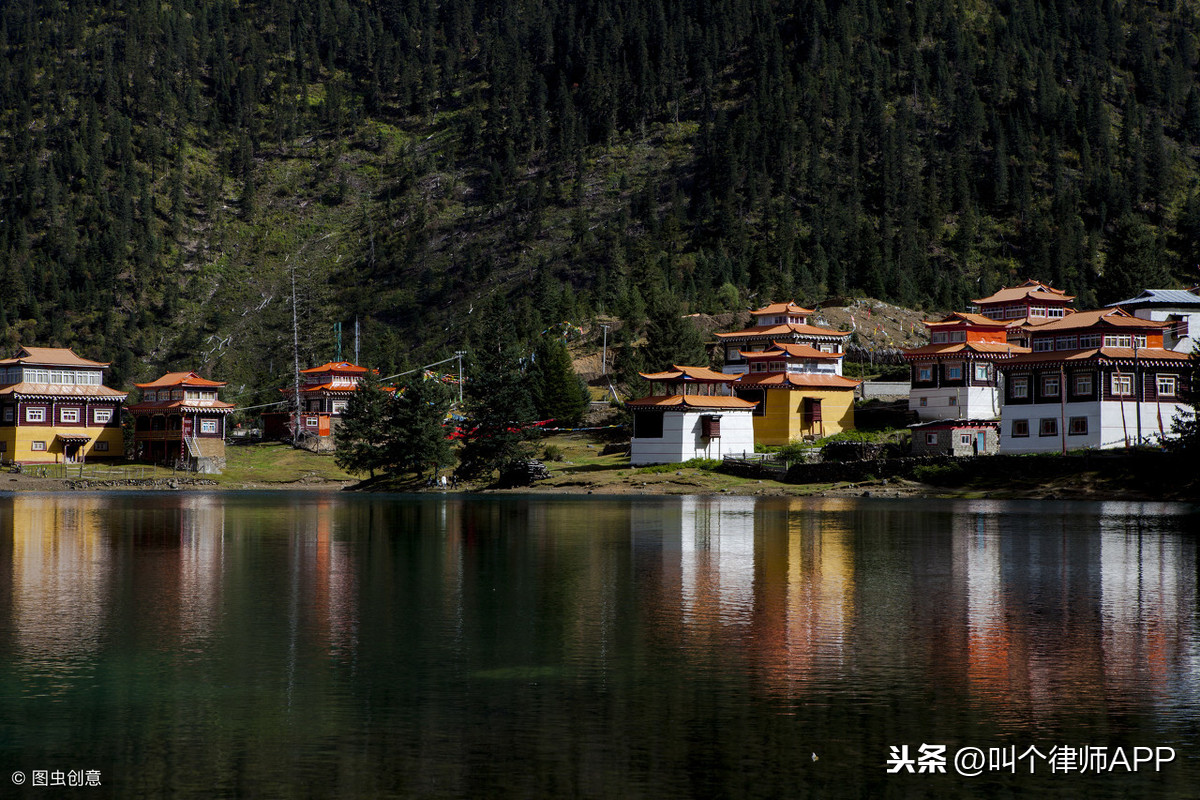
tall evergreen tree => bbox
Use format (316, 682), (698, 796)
(383, 372), (454, 479)
(456, 343), (538, 481)
(530, 336), (589, 427)
(333, 370), (392, 478)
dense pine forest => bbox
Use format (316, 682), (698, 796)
(3, 0), (1200, 397)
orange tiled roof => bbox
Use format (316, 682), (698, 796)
(736, 373), (861, 389)
(972, 280), (1074, 305)
(0, 382), (126, 399)
(625, 394), (758, 409)
(640, 365), (739, 382)
(127, 399), (236, 413)
(739, 342), (842, 360)
(0, 345), (109, 368)
(135, 371), (227, 389)
(715, 322), (851, 339)
(1002, 347), (1190, 366)
(925, 312), (1009, 328)
(902, 342), (1030, 358)
(300, 361), (369, 374)
(750, 300), (815, 317)
(1024, 308), (1167, 332)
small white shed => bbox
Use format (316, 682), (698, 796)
(627, 395), (757, 465)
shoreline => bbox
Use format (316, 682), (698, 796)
(4, 469), (1193, 505)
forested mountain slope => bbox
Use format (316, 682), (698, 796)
(2, 0), (1199, 397)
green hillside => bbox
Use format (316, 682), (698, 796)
(3, 0), (1200, 400)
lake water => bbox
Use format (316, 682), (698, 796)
(1, 491), (1199, 798)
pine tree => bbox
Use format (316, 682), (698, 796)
(530, 336), (589, 428)
(383, 372), (453, 479)
(333, 370), (392, 478)
(456, 343), (538, 481)
(641, 291), (707, 371)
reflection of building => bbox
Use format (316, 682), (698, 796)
(7, 495), (112, 676)
(126, 371), (235, 472)
(0, 346), (127, 464)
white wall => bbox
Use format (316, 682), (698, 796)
(909, 386), (1001, 421)
(630, 410), (756, 465)
(1128, 307), (1199, 353)
(999, 400), (1189, 453)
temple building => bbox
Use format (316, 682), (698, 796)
(995, 309), (1191, 452)
(715, 301), (851, 374)
(712, 301), (858, 445)
(628, 366), (756, 464)
(0, 346), (127, 464)
(263, 361), (375, 449)
(971, 279), (1078, 349)
(126, 371), (235, 473)
(902, 312), (1029, 421)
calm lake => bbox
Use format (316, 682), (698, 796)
(1, 491), (1199, 798)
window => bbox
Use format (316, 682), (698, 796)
(1134, 335), (1147, 349)
(1033, 338), (1055, 352)
(751, 362), (767, 373)
(1104, 334), (1132, 348)
(1078, 334), (1102, 349)
(94, 409), (113, 424)
(1011, 376), (1029, 399)
(1040, 418), (1058, 437)
(303, 416), (319, 428)
(919, 397), (928, 407)
(200, 419), (218, 434)
(1041, 375), (1060, 397)
(917, 366), (932, 382)
(0, 442), (5, 452)
(926, 432), (939, 446)
(769, 361), (786, 372)
(1111, 374), (1133, 396)
(1157, 376), (1177, 397)
(331, 401), (348, 414)
(1012, 419), (1029, 437)
(2, 406), (11, 422)
(960, 434), (972, 445)
(144, 391), (157, 402)
(26, 407), (45, 423)
(31, 441), (46, 451)
(948, 396), (957, 406)
(946, 363), (963, 380)
(974, 363), (990, 381)
(726, 347), (741, 362)
(633, 411), (664, 439)
(1069, 417), (1088, 435)
(1073, 373), (1093, 395)
(1056, 336), (1077, 350)
(1048, 308), (1066, 318)
(94, 441), (109, 452)
(60, 408), (79, 423)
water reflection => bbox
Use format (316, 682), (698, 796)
(1, 492), (1198, 798)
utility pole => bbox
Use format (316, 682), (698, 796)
(1133, 339), (1142, 446)
(455, 350), (466, 405)
(354, 317), (360, 365)
(291, 264), (302, 447)
(334, 321), (342, 362)
(600, 323), (610, 376)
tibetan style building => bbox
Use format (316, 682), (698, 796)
(0, 346), (127, 464)
(731, 344), (860, 443)
(263, 361), (375, 449)
(902, 312), (1029, 422)
(995, 308), (1191, 452)
(971, 279), (1076, 324)
(628, 366), (756, 465)
(713, 301), (858, 445)
(126, 372), (235, 472)
(715, 301), (851, 374)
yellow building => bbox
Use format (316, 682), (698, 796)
(730, 343), (860, 444)
(0, 346), (128, 464)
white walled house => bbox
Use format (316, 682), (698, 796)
(902, 313), (1029, 422)
(628, 395), (758, 465)
(1107, 288), (1200, 354)
(996, 309), (1192, 453)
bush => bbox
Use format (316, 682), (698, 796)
(635, 458), (721, 474)
(542, 444), (565, 462)
(911, 463), (966, 486)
